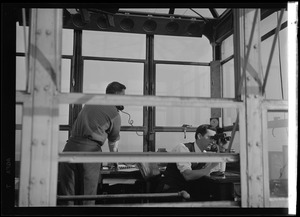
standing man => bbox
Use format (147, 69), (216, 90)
(58, 81), (126, 205)
(158, 124), (220, 201)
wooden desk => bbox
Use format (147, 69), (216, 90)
(188, 171), (241, 201)
(206, 171), (241, 201)
(208, 171), (240, 183)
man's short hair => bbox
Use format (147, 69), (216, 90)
(106, 81), (126, 94)
(195, 124), (215, 140)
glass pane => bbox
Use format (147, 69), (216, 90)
(62, 28), (73, 55)
(154, 35), (212, 62)
(222, 59), (235, 98)
(156, 106), (211, 127)
(156, 64), (210, 97)
(261, 11), (287, 37)
(261, 28), (288, 100)
(221, 35), (233, 60)
(82, 31), (146, 59)
(156, 132), (195, 152)
(83, 60), (144, 95)
(222, 107), (238, 129)
(16, 56), (26, 91)
(101, 132), (143, 152)
(61, 59), (71, 93)
(16, 23), (28, 53)
(156, 64), (211, 126)
(267, 111), (288, 198)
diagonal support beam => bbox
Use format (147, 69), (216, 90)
(262, 8), (285, 95)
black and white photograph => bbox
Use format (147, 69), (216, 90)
(1, 2), (298, 216)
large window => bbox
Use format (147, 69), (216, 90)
(153, 35), (212, 152)
(156, 64), (211, 127)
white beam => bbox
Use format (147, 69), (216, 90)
(56, 92), (243, 108)
(58, 152), (239, 163)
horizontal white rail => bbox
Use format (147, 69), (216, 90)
(262, 100), (289, 110)
(58, 152), (239, 163)
(67, 201), (240, 207)
(17, 91), (288, 110)
(269, 197), (288, 207)
(56, 93), (243, 108)
(16, 91), (31, 103)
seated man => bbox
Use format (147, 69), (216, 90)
(158, 124), (221, 201)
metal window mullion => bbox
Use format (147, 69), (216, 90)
(154, 60), (210, 66)
(68, 29), (83, 135)
(148, 34), (156, 152)
(143, 35), (150, 152)
(82, 56), (146, 63)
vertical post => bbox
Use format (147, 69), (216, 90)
(147, 35), (156, 152)
(69, 30), (83, 131)
(210, 60), (222, 119)
(211, 43), (222, 120)
(237, 9), (265, 207)
(262, 107), (270, 207)
(233, 9), (247, 207)
(233, 9), (242, 101)
(18, 9), (62, 206)
(143, 35), (150, 152)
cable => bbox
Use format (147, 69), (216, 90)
(120, 110), (143, 136)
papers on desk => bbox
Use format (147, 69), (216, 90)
(102, 164), (139, 172)
(102, 178), (137, 185)
(117, 164), (139, 172)
(101, 164), (140, 186)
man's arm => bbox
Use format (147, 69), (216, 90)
(108, 140), (119, 152)
(181, 163), (220, 181)
(107, 140), (119, 169)
(174, 144), (219, 181)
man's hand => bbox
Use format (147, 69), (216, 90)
(108, 140), (119, 152)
